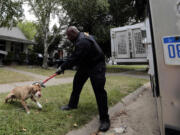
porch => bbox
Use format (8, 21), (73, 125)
(0, 27), (35, 65)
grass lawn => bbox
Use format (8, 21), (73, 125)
(0, 75), (148, 135)
(11, 65), (147, 78)
(0, 68), (34, 84)
(106, 65), (148, 70)
(10, 65), (75, 78)
(106, 65), (148, 74)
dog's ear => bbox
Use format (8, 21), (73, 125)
(37, 83), (41, 88)
(34, 84), (41, 91)
(37, 84), (41, 90)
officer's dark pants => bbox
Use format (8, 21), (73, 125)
(68, 62), (109, 121)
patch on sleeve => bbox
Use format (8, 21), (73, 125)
(84, 32), (89, 36)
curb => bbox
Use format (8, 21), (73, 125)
(121, 82), (150, 105)
(66, 82), (151, 135)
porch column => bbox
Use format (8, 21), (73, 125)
(6, 41), (11, 52)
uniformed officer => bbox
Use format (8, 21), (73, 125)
(56, 26), (110, 132)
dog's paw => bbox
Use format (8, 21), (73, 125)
(27, 111), (30, 114)
(37, 102), (42, 109)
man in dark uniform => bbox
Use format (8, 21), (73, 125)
(56, 26), (110, 132)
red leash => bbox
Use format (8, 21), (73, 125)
(32, 73), (58, 87)
(42, 73), (58, 84)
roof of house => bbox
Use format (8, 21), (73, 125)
(0, 27), (35, 44)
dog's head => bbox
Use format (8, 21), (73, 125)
(31, 83), (42, 98)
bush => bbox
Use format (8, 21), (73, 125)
(28, 52), (37, 65)
(28, 52), (43, 65)
(18, 53), (27, 64)
(3, 52), (14, 65)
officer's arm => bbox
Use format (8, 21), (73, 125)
(60, 39), (90, 70)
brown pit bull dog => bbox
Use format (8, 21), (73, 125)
(5, 83), (42, 114)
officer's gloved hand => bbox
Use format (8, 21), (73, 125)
(56, 66), (64, 75)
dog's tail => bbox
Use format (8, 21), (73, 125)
(5, 93), (15, 103)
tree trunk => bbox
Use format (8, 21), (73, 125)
(42, 42), (49, 69)
(42, 24), (49, 69)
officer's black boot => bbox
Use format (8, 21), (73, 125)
(99, 119), (110, 132)
(61, 105), (77, 111)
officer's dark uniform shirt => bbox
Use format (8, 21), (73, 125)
(61, 32), (105, 70)
(60, 32), (109, 123)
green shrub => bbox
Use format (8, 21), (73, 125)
(3, 52), (14, 65)
(18, 53), (27, 64)
(28, 52), (37, 65)
(28, 52), (43, 65)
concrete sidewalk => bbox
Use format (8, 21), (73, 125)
(66, 83), (160, 135)
(4, 67), (49, 80)
(0, 67), (73, 93)
(0, 78), (73, 93)
(99, 84), (160, 135)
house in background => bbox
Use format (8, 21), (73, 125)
(0, 27), (35, 65)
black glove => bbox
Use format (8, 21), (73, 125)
(56, 66), (64, 75)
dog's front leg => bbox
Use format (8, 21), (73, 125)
(31, 96), (42, 109)
(21, 100), (30, 114)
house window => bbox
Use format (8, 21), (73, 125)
(0, 40), (5, 51)
(0, 40), (5, 44)
(21, 44), (24, 52)
(0, 45), (5, 51)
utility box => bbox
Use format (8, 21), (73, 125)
(110, 23), (149, 64)
(149, 0), (180, 134)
